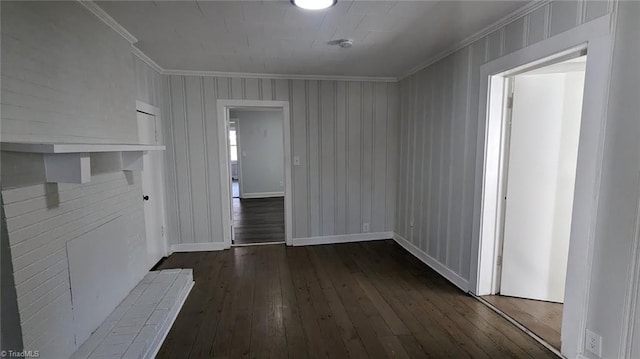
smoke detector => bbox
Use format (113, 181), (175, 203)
(339, 39), (354, 48)
(328, 39), (354, 48)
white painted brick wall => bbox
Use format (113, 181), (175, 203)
(2, 172), (147, 358)
(1, 2), (166, 358)
(1, 1), (137, 144)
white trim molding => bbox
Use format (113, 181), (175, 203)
(292, 232), (393, 247)
(77, 0), (138, 44)
(241, 192), (285, 199)
(392, 233), (470, 292)
(621, 180), (640, 357)
(132, 46), (163, 74)
(78, 0), (398, 82)
(170, 242), (228, 252)
(471, 14), (614, 359)
(398, 0), (549, 80)
(217, 100), (294, 248)
(162, 69), (397, 83)
(136, 100), (161, 117)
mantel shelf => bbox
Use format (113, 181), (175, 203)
(1, 142), (165, 184)
(1, 142), (165, 154)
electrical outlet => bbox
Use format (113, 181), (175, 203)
(293, 156), (301, 166)
(280, 181), (284, 187)
(362, 223), (370, 233)
(586, 330), (602, 357)
(409, 219), (414, 227)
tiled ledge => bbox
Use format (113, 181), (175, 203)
(71, 269), (194, 359)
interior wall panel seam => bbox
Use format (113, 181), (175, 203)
(181, 77), (196, 244)
(200, 77), (213, 243)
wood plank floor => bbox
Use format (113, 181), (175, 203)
(232, 197), (284, 244)
(481, 295), (562, 350)
(156, 241), (557, 358)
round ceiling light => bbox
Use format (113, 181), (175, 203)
(291, 0), (337, 10)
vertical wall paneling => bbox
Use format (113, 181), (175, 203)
(527, 5), (548, 48)
(244, 78), (260, 100)
(307, 81), (321, 236)
(203, 78), (224, 243)
(346, 82), (362, 234)
(410, 73), (424, 248)
(169, 76), (195, 244)
(385, 83), (399, 233)
(418, 71), (434, 253)
(505, 18), (527, 55)
(164, 76), (398, 244)
(320, 81), (335, 235)
(184, 77), (210, 243)
(428, 63), (442, 258)
(361, 83), (374, 233)
(291, 80), (309, 238)
(335, 82), (348, 235)
(372, 83), (388, 233)
(550, 0), (580, 37)
(162, 76), (181, 246)
(395, 0), (608, 284)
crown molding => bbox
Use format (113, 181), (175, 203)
(398, 0), (549, 81)
(77, 0), (397, 82)
(131, 46), (163, 74)
(77, 0), (138, 44)
(79, 0), (544, 84)
(162, 68), (398, 83)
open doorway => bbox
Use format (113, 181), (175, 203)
(228, 108), (285, 245)
(479, 54), (587, 351)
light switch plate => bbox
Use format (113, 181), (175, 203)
(293, 156), (301, 166)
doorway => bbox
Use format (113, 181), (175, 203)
(217, 100), (293, 248)
(229, 108), (285, 245)
(136, 101), (168, 269)
(480, 54), (587, 351)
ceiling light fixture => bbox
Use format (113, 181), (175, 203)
(291, 0), (336, 10)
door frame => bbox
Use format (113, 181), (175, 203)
(228, 118), (243, 198)
(135, 100), (169, 261)
(216, 100), (293, 247)
(470, 15), (613, 358)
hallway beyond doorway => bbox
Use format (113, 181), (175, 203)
(232, 197), (284, 245)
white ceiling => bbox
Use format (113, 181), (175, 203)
(98, 0), (530, 78)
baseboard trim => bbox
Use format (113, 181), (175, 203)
(170, 242), (227, 252)
(241, 192), (284, 199)
(392, 232), (470, 291)
(292, 232), (393, 246)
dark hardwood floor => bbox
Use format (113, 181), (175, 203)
(481, 295), (563, 350)
(232, 197), (284, 244)
(156, 240), (557, 358)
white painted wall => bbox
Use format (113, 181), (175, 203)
(500, 71), (584, 303)
(162, 77), (399, 245)
(231, 110), (284, 197)
(395, 0), (640, 357)
(395, 0), (610, 289)
(0, 2), (164, 357)
(1, 1), (137, 144)
(585, 1), (640, 358)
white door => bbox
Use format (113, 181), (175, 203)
(500, 72), (584, 303)
(137, 111), (166, 269)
